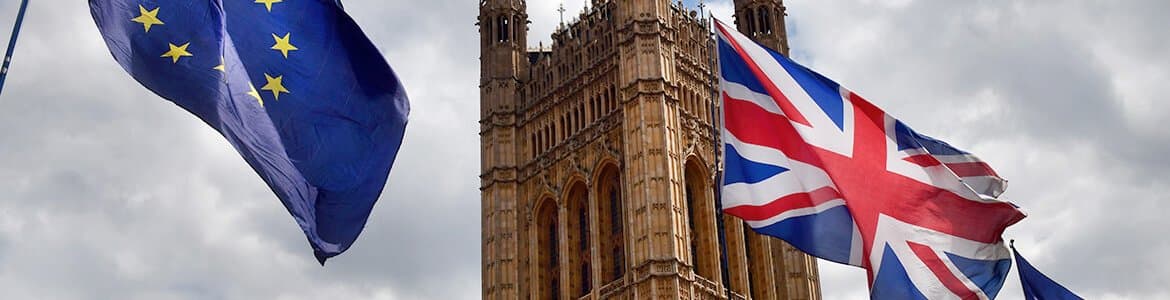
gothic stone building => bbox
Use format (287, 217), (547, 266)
(480, 0), (819, 299)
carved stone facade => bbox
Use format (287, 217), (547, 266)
(480, 1), (819, 299)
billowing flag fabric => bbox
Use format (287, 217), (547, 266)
(89, 0), (410, 263)
(715, 20), (1025, 299)
(1012, 244), (1083, 300)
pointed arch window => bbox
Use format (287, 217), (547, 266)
(685, 160), (719, 281)
(566, 184), (592, 297)
(578, 206), (591, 293)
(497, 16), (510, 42)
(597, 167), (626, 283)
(745, 8), (757, 35)
(608, 181), (624, 279)
(535, 200), (560, 299)
(759, 8), (773, 34)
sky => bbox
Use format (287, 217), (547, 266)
(0, 0), (1167, 299)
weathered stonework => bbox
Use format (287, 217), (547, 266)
(481, 1), (819, 299)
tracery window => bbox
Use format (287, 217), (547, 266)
(685, 160), (718, 281)
(563, 183), (592, 297)
(536, 200), (560, 299)
(597, 167), (625, 282)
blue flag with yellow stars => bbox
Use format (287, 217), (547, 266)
(89, 0), (410, 264)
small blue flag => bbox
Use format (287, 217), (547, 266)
(1012, 243), (1084, 300)
(89, 0), (410, 263)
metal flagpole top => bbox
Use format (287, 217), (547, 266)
(0, 0), (31, 96)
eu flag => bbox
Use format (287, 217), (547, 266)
(89, 0), (410, 263)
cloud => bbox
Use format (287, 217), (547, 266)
(0, 0), (1165, 299)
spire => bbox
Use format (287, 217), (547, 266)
(698, 0), (707, 21)
(558, 2), (566, 28)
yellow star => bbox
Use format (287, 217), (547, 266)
(130, 5), (164, 33)
(255, 0), (283, 12)
(270, 33), (299, 59)
(247, 83), (264, 106)
(261, 73), (289, 100)
(160, 42), (193, 64)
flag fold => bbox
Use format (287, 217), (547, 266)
(89, 0), (410, 263)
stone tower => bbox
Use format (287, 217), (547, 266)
(480, 0), (819, 299)
(480, 0), (526, 299)
(732, 0), (790, 55)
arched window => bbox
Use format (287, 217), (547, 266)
(497, 16), (510, 42)
(590, 95), (597, 121)
(599, 94), (607, 116)
(607, 86), (617, 113)
(597, 166), (625, 282)
(683, 87), (692, 114)
(596, 93), (602, 118)
(760, 8), (772, 34)
(535, 200), (560, 299)
(565, 183), (591, 297)
(685, 159), (719, 281)
(546, 125), (553, 149)
(700, 91), (709, 121)
(576, 105), (583, 131)
(745, 9), (757, 34)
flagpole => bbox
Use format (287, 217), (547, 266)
(705, 13), (735, 300)
(0, 0), (30, 96)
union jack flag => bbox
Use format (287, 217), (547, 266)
(715, 20), (1026, 299)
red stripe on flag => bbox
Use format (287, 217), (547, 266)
(946, 162), (1000, 178)
(903, 154), (942, 167)
(724, 186), (842, 222)
(907, 241), (982, 299)
(723, 93), (824, 168)
(715, 24), (811, 127)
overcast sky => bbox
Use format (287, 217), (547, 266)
(0, 0), (1166, 299)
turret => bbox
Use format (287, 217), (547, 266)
(733, 0), (790, 55)
(479, 0), (528, 118)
